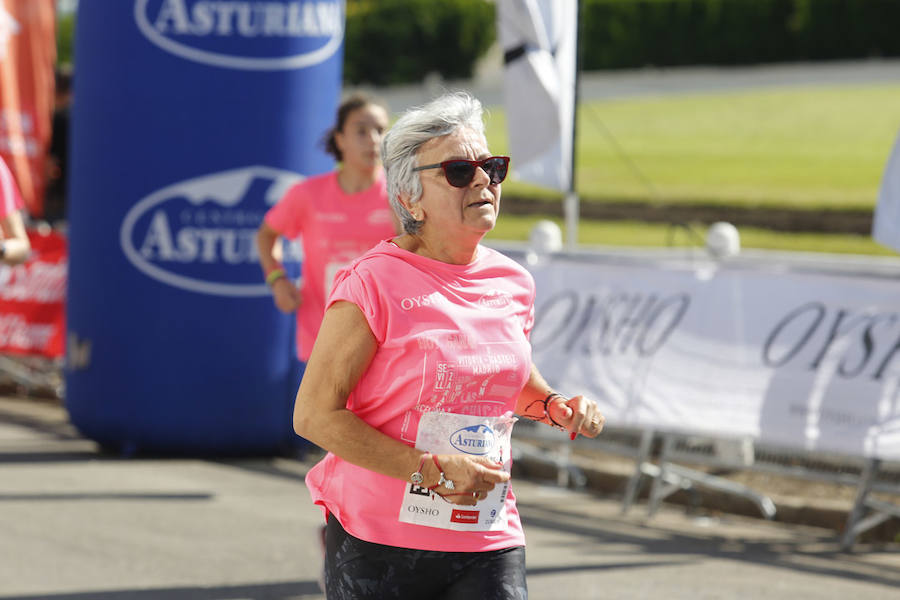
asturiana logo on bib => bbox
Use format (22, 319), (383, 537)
(120, 166), (303, 297)
(450, 424), (496, 456)
(134, 0), (344, 70)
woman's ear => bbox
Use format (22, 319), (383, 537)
(333, 128), (346, 156)
(398, 194), (423, 221)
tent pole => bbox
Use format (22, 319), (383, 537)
(565, 0), (582, 251)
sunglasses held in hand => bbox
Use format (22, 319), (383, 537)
(413, 156), (510, 188)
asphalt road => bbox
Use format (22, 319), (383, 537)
(1, 396), (898, 600)
(367, 58), (900, 112)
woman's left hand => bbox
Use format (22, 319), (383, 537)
(547, 395), (605, 439)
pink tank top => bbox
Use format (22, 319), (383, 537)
(305, 241), (535, 552)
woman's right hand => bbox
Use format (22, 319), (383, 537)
(272, 278), (301, 313)
(429, 454), (510, 506)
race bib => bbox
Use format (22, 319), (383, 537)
(398, 411), (517, 531)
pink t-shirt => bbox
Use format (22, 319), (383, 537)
(0, 156), (25, 220)
(305, 240), (536, 552)
(264, 170), (395, 360)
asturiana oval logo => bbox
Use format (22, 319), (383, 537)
(120, 165), (303, 297)
(478, 290), (513, 309)
(134, 0), (344, 71)
(449, 424), (496, 456)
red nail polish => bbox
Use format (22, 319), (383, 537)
(570, 432), (577, 441)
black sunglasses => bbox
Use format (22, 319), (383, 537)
(413, 156), (510, 188)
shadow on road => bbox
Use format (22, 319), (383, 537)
(519, 499), (900, 589)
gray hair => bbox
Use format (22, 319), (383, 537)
(382, 92), (486, 234)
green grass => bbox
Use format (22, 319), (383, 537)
(483, 84), (900, 211)
(486, 214), (898, 256)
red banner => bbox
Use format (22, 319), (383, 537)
(0, 0), (56, 218)
(0, 227), (66, 358)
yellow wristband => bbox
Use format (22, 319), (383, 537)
(266, 268), (286, 286)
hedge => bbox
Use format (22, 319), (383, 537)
(580, 0), (900, 69)
(343, 0), (900, 83)
(344, 0), (496, 86)
(57, 1), (899, 81)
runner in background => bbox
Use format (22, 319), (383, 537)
(256, 92), (398, 363)
(44, 66), (72, 225)
(0, 155), (31, 265)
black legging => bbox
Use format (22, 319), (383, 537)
(323, 514), (527, 599)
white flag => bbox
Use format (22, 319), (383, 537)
(873, 130), (900, 253)
(498, 0), (577, 192)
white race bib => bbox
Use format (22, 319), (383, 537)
(398, 411), (517, 531)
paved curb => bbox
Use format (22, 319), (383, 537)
(500, 196), (875, 234)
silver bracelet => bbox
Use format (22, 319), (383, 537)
(410, 453), (430, 485)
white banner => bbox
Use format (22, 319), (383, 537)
(525, 253), (900, 461)
(497, 0), (577, 192)
(873, 130), (900, 254)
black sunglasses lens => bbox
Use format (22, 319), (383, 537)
(443, 161), (476, 187)
(484, 157), (509, 184)
(441, 158), (509, 187)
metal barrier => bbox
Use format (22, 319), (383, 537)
(512, 422), (900, 550)
(493, 242), (900, 549)
(0, 355), (63, 399)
